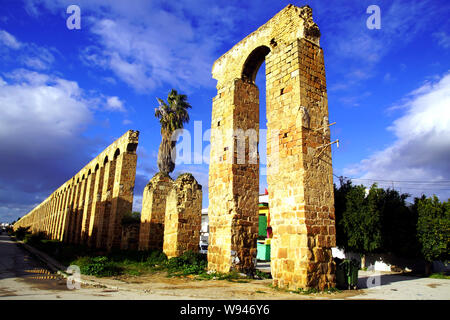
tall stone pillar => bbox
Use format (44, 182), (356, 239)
(56, 190), (67, 240)
(207, 80), (260, 273)
(53, 195), (63, 239)
(207, 5), (336, 290)
(81, 171), (96, 245)
(68, 182), (81, 244)
(138, 173), (173, 251)
(106, 151), (138, 251)
(266, 38), (335, 290)
(73, 177), (87, 244)
(50, 196), (59, 239)
(60, 185), (75, 243)
(163, 174), (202, 258)
(88, 166), (105, 247)
(96, 159), (116, 249)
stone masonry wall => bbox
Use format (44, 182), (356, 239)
(138, 172), (174, 251)
(14, 130), (139, 252)
(208, 4), (336, 290)
(163, 174), (202, 258)
(121, 222), (140, 251)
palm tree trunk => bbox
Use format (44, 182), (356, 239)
(157, 132), (176, 174)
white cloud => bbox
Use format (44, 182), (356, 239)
(84, 14), (215, 92)
(0, 69), (92, 152)
(0, 30), (21, 49)
(106, 96), (125, 112)
(0, 29), (56, 70)
(0, 67), (102, 221)
(22, 44), (56, 70)
(24, 0), (248, 92)
(321, 0), (440, 101)
(344, 72), (450, 199)
(433, 31), (450, 48)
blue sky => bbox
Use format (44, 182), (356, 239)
(0, 0), (449, 223)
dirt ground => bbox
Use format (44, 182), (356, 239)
(79, 271), (364, 300)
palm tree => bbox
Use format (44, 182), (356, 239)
(154, 89), (191, 174)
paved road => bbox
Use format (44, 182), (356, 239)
(349, 270), (450, 300)
(0, 234), (169, 299)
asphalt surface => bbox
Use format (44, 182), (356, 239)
(0, 234), (161, 299)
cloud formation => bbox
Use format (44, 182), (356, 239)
(344, 72), (450, 200)
(23, 0), (256, 92)
(0, 29), (56, 71)
(0, 68), (99, 221)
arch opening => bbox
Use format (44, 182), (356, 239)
(127, 143), (138, 153)
(114, 148), (121, 159)
(242, 46), (270, 83)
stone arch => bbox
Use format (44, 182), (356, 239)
(207, 4), (336, 291)
(126, 142), (138, 153)
(241, 45), (270, 83)
(103, 156), (109, 165)
(113, 148), (120, 159)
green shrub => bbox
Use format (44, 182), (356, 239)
(71, 256), (123, 277)
(24, 231), (47, 245)
(166, 251), (207, 276)
(255, 269), (272, 279)
(13, 226), (31, 240)
(146, 250), (168, 266)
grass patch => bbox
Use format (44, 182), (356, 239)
(165, 251), (207, 277)
(197, 270), (251, 282)
(71, 256), (123, 277)
(429, 272), (450, 279)
(255, 269), (272, 279)
(292, 287), (341, 295)
(268, 283), (341, 295)
(22, 238), (276, 283)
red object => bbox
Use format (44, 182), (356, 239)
(266, 226), (273, 238)
(264, 188), (268, 195)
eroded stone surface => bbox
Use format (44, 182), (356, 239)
(138, 172), (173, 251)
(207, 4), (336, 290)
(14, 130), (139, 252)
(163, 173), (202, 258)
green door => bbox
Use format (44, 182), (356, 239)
(258, 215), (267, 237)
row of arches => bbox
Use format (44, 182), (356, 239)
(14, 131), (139, 251)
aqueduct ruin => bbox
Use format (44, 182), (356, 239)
(14, 4), (336, 291)
(207, 4), (336, 290)
(13, 130), (139, 251)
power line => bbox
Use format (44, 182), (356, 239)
(332, 174), (450, 185)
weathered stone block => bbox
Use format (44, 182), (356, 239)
(163, 174), (202, 258)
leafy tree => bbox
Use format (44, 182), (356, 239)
(339, 184), (383, 267)
(154, 89), (191, 174)
(379, 188), (420, 258)
(334, 178), (354, 249)
(416, 195), (450, 274)
(121, 211), (141, 225)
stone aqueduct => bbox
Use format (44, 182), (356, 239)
(14, 5), (336, 290)
(14, 130), (139, 251)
